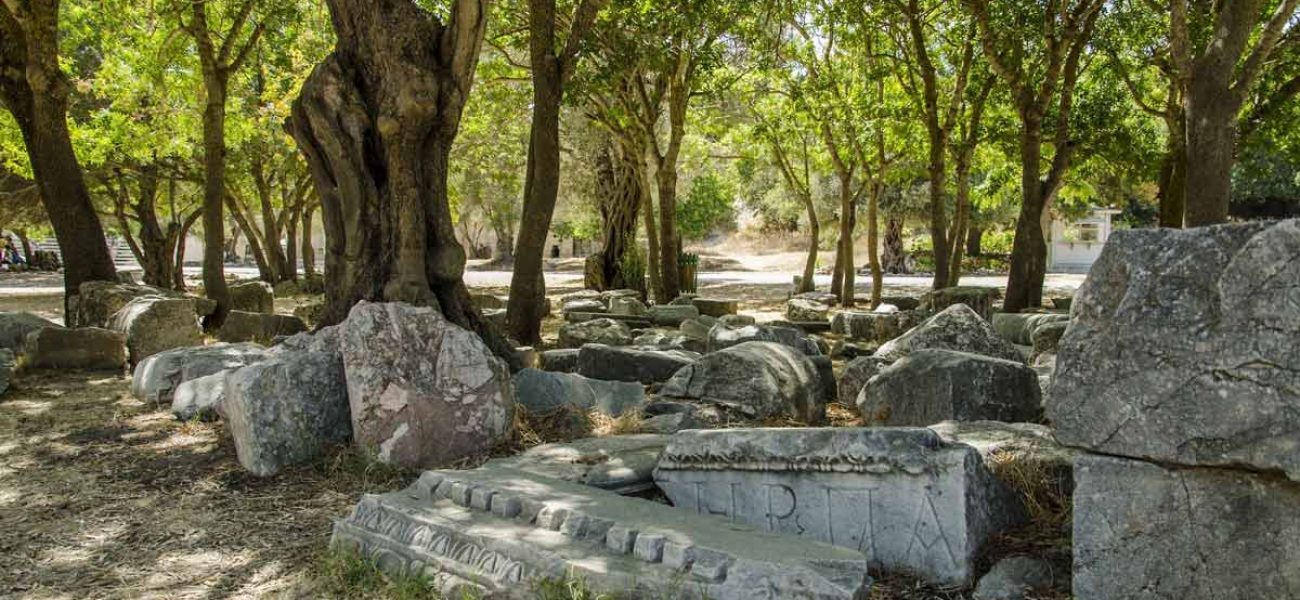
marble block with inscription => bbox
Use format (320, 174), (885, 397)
(653, 428), (1026, 586)
(331, 466), (872, 600)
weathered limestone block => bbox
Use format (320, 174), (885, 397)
(132, 342), (270, 405)
(339, 302), (513, 470)
(331, 466), (872, 599)
(1073, 454), (1300, 600)
(540, 348), (579, 373)
(718, 314), (755, 327)
(228, 280), (275, 314)
(576, 343), (698, 385)
(1029, 320), (1067, 357)
(108, 296), (202, 364)
(659, 341), (825, 424)
(691, 297), (738, 317)
(0, 348), (13, 396)
(990, 312), (1069, 346)
(874, 304), (1021, 363)
(0, 312), (60, 353)
(831, 310), (925, 343)
(69, 280), (180, 328)
(171, 370), (227, 421)
(562, 298), (606, 314)
(513, 368), (646, 418)
(24, 327), (127, 370)
(707, 323), (821, 356)
(838, 356), (890, 407)
(648, 304), (700, 326)
(973, 556), (1055, 600)
(786, 298), (829, 322)
(485, 434), (668, 494)
(794, 291), (838, 306)
(921, 286), (998, 321)
(563, 311), (652, 328)
(859, 349), (1041, 426)
(223, 351), (351, 476)
(216, 311), (308, 344)
(1051, 220), (1300, 479)
(557, 318), (632, 348)
(608, 297), (648, 316)
(929, 420), (1081, 496)
(654, 428), (1024, 586)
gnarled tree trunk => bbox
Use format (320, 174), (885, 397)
(882, 216), (908, 273)
(592, 140), (643, 292)
(0, 1), (117, 306)
(290, 0), (514, 362)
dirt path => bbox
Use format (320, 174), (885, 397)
(0, 370), (410, 599)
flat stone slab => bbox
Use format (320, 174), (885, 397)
(331, 466), (872, 599)
(563, 311), (652, 328)
(1073, 454), (1300, 599)
(653, 427), (1025, 586)
(485, 434), (668, 494)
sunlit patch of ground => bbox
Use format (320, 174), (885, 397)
(0, 369), (410, 599)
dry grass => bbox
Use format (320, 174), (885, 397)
(0, 368), (412, 599)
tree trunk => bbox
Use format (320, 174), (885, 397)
(253, 165), (289, 282)
(131, 168), (177, 289)
(830, 231), (843, 299)
(946, 148), (975, 287)
(1183, 83), (1238, 226)
(966, 226), (982, 257)
(290, 0), (514, 362)
(285, 206), (299, 282)
(1005, 119), (1048, 312)
(866, 182), (882, 308)
(173, 212), (200, 291)
(1157, 113), (1188, 228)
(641, 164), (662, 302)
(0, 2), (117, 307)
(656, 164), (681, 302)
(507, 68), (562, 344)
(798, 195), (818, 294)
(924, 127), (950, 289)
(199, 77), (231, 326)
(593, 141), (642, 291)
(882, 216), (907, 273)
(14, 229), (32, 263)
(835, 174), (856, 307)
(226, 193), (273, 282)
(301, 203), (317, 276)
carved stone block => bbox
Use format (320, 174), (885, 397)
(331, 466), (872, 599)
(653, 427), (1025, 586)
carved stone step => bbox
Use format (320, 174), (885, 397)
(331, 466), (872, 599)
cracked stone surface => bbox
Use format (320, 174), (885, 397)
(659, 341), (825, 423)
(339, 302), (513, 470)
(1073, 454), (1300, 599)
(874, 304), (1022, 363)
(1050, 220), (1300, 480)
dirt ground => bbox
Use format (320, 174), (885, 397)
(0, 269), (1080, 599)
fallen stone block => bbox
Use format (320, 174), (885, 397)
(132, 342), (269, 405)
(24, 327), (126, 370)
(875, 304), (1022, 363)
(228, 280), (275, 314)
(659, 341), (825, 424)
(1051, 220), (1300, 479)
(108, 296), (202, 365)
(216, 311), (308, 344)
(331, 466), (872, 599)
(0, 312), (60, 354)
(990, 312), (1068, 346)
(576, 343), (697, 385)
(540, 348), (579, 373)
(223, 351), (351, 476)
(513, 368), (646, 418)
(171, 370), (227, 421)
(485, 434), (668, 494)
(838, 355), (889, 407)
(691, 297), (738, 317)
(831, 310), (925, 343)
(558, 318), (633, 348)
(648, 304), (700, 326)
(921, 286), (998, 321)
(1073, 454), (1300, 600)
(654, 427), (1024, 587)
(859, 349), (1041, 426)
(708, 323), (820, 356)
(786, 298), (829, 322)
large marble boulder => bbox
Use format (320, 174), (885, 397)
(576, 344), (698, 385)
(108, 296), (202, 364)
(654, 428), (1025, 586)
(557, 318), (632, 348)
(707, 323), (820, 356)
(858, 349), (1041, 426)
(1073, 454), (1300, 600)
(513, 368), (646, 418)
(921, 286), (998, 321)
(608, 297), (647, 316)
(228, 280), (275, 314)
(339, 302), (513, 470)
(132, 342), (270, 405)
(874, 304), (1022, 363)
(1051, 220), (1300, 479)
(69, 280), (188, 328)
(171, 371), (227, 421)
(990, 312), (1069, 345)
(659, 341), (825, 424)
(332, 466), (873, 599)
(222, 351), (351, 476)
(785, 298), (829, 322)
(215, 311), (308, 344)
(837, 356), (889, 407)
(0, 312), (60, 354)
(24, 327), (127, 370)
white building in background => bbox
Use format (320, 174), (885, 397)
(1047, 207), (1121, 273)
